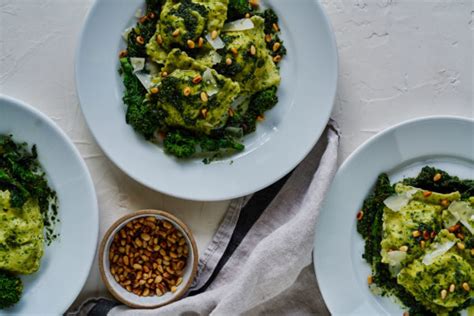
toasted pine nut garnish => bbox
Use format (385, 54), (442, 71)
(356, 211), (364, 221)
(136, 36), (145, 45)
(440, 199), (450, 208)
(449, 284), (455, 292)
(198, 37), (204, 48)
(448, 223), (461, 233)
(187, 40), (195, 49)
(367, 275), (373, 285)
(245, 13), (251, 18)
(250, 45), (256, 56)
(161, 71), (168, 77)
(403, 312), (409, 316)
(138, 16), (148, 24)
(211, 30), (218, 40)
(119, 50), (128, 58)
(272, 23), (280, 32)
(399, 245), (408, 252)
(457, 242), (465, 250)
(420, 240), (425, 248)
(441, 289), (447, 300)
(172, 29), (180, 37)
(201, 92), (208, 103)
(462, 282), (470, 291)
(201, 108), (208, 117)
(422, 191), (432, 197)
(273, 55), (282, 63)
(192, 75), (202, 84)
(256, 115), (264, 122)
(228, 108), (235, 117)
(147, 12), (156, 19)
(108, 217), (189, 297)
(249, 0), (259, 8)
(156, 34), (163, 45)
(230, 47), (238, 56)
(471, 248), (474, 256)
(433, 173), (442, 182)
(457, 233), (465, 240)
(150, 87), (159, 94)
(412, 230), (420, 237)
(265, 34), (272, 43)
(226, 58), (233, 65)
(183, 87), (191, 96)
(272, 42), (281, 52)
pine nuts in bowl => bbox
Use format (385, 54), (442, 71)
(99, 210), (198, 308)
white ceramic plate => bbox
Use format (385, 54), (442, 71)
(0, 95), (98, 315)
(314, 116), (474, 315)
(75, 0), (337, 201)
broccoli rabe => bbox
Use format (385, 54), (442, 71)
(120, 58), (165, 139)
(163, 130), (197, 158)
(163, 130), (244, 159)
(0, 271), (22, 309)
(228, 86), (279, 134)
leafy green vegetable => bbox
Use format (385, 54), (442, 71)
(163, 130), (197, 158)
(0, 135), (58, 243)
(163, 130), (244, 159)
(403, 166), (474, 199)
(0, 271), (22, 309)
(120, 58), (165, 139)
(258, 8), (279, 34)
(228, 86), (278, 134)
(227, 0), (251, 21)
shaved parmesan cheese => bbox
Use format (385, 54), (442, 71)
(208, 51), (223, 65)
(130, 57), (145, 73)
(231, 95), (248, 110)
(422, 241), (455, 265)
(447, 201), (474, 234)
(203, 68), (216, 85)
(386, 250), (407, 275)
(205, 33), (225, 49)
(222, 18), (255, 32)
(122, 26), (133, 41)
(145, 61), (160, 75)
(383, 189), (418, 212)
(134, 72), (153, 90)
(202, 68), (219, 96)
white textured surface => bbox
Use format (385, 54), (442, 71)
(0, 0), (472, 311)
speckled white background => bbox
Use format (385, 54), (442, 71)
(0, 0), (472, 311)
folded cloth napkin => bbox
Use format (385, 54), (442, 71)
(70, 123), (339, 316)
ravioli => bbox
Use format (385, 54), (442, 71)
(381, 184), (461, 270)
(146, 0), (228, 64)
(0, 190), (44, 275)
(398, 231), (474, 314)
(152, 49), (240, 134)
(217, 16), (280, 93)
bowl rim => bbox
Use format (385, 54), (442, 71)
(98, 209), (199, 309)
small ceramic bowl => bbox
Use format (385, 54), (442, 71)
(99, 210), (198, 308)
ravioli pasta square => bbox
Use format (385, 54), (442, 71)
(151, 49), (240, 135)
(147, 0), (228, 64)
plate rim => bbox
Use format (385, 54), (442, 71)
(74, 0), (339, 201)
(313, 115), (474, 315)
(0, 94), (99, 314)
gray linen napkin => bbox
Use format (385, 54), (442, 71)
(70, 123), (339, 316)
